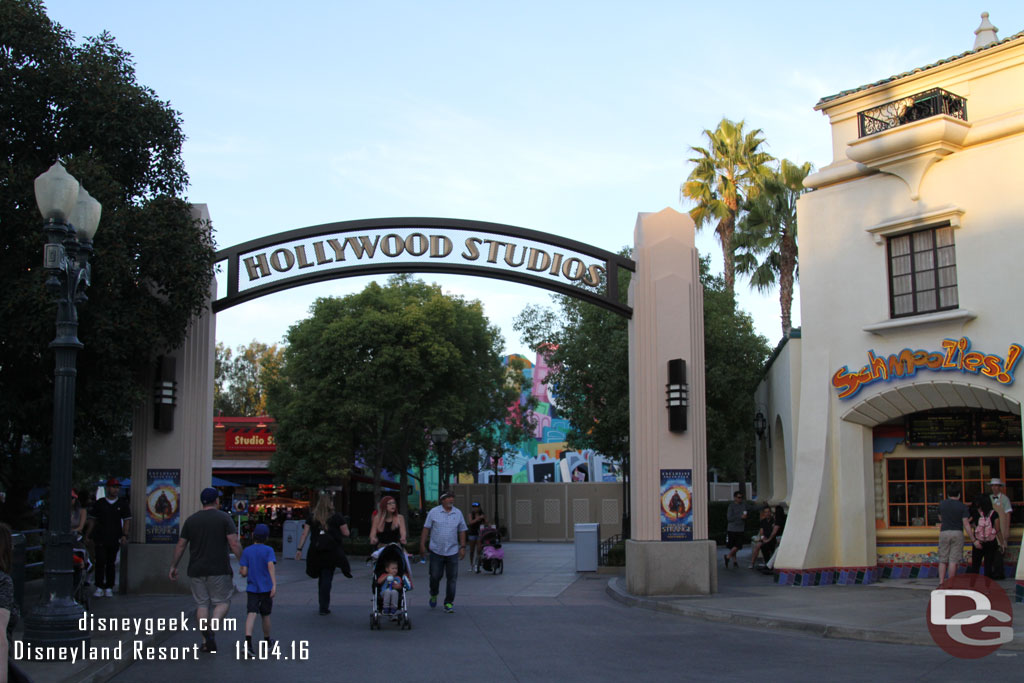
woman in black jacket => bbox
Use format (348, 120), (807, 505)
(296, 494), (351, 615)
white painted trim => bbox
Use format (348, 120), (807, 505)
(862, 308), (977, 335)
(865, 206), (965, 244)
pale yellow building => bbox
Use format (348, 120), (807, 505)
(757, 14), (1024, 596)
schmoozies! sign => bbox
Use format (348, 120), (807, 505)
(832, 337), (1022, 399)
(213, 218), (635, 317)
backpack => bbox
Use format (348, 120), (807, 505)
(975, 512), (997, 542)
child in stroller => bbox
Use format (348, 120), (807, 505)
(370, 543), (412, 630)
(473, 525), (504, 574)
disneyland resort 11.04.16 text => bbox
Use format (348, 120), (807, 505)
(12, 612), (234, 663)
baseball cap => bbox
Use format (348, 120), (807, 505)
(253, 523), (270, 540)
(200, 487), (220, 505)
(106, 478), (120, 487)
(439, 491), (455, 501)
(471, 502), (480, 507)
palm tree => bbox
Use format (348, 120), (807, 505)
(734, 159), (813, 337)
(681, 118), (773, 294)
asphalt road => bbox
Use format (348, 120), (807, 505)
(111, 543), (1020, 682)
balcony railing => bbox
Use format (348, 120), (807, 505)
(858, 88), (967, 138)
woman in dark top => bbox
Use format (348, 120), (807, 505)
(369, 496), (407, 548)
(765, 506), (786, 555)
(370, 496), (413, 587)
(296, 495), (351, 615)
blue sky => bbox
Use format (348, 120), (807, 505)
(42, 1), (1024, 354)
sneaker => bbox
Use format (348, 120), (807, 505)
(93, 587), (104, 598)
(200, 638), (217, 653)
(429, 594), (437, 609)
(245, 641), (255, 657)
(318, 609), (330, 615)
(104, 588), (114, 597)
(444, 603), (454, 614)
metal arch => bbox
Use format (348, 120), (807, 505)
(212, 217), (636, 317)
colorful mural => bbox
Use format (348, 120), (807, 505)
(477, 352), (620, 484)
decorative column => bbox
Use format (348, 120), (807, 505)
(625, 208), (713, 595)
(127, 204), (217, 593)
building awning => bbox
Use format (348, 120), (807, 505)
(841, 381), (1022, 427)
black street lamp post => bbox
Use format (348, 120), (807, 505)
(23, 161), (101, 647)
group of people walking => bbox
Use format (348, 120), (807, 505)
(937, 477), (1013, 583)
(165, 487), (480, 654)
(723, 490), (787, 570)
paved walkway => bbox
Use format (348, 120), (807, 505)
(10, 543), (1023, 681)
(607, 546), (1024, 651)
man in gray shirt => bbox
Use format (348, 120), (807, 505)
(724, 491), (749, 569)
(937, 486), (974, 585)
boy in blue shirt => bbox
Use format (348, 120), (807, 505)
(239, 523), (276, 656)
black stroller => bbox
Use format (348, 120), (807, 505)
(370, 543), (411, 630)
(473, 525), (504, 574)
(72, 539), (93, 610)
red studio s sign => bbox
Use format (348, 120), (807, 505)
(831, 337), (1022, 400)
(225, 428), (276, 452)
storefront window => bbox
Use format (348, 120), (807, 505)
(886, 455), (1023, 527)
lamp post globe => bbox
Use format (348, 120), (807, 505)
(23, 161), (99, 647)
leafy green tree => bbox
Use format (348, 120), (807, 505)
(266, 275), (508, 511)
(735, 159), (813, 338)
(701, 263), (772, 480)
(0, 1), (215, 521)
(214, 341), (285, 416)
(681, 118), (774, 294)
(514, 253), (769, 482)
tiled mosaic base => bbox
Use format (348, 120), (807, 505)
(774, 566), (881, 586)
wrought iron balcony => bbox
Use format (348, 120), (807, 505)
(858, 88), (967, 138)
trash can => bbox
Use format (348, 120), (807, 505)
(282, 519), (309, 558)
(574, 523), (599, 572)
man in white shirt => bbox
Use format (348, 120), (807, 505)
(419, 491), (467, 614)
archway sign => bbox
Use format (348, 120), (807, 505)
(127, 207), (711, 597)
(212, 217), (634, 317)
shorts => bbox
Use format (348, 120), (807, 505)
(190, 575), (234, 610)
(725, 531), (746, 550)
(247, 591), (273, 616)
(937, 529), (965, 564)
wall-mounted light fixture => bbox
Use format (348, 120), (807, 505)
(753, 410), (771, 448)
(666, 359), (688, 433)
(154, 355), (177, 432)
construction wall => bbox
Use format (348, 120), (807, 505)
(451, 482), (623, 542)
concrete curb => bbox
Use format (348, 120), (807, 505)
(605, 577), (1024, 652)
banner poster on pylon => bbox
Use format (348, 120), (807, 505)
(660, 469), (693, 541)
(145, 468), (181, 543)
